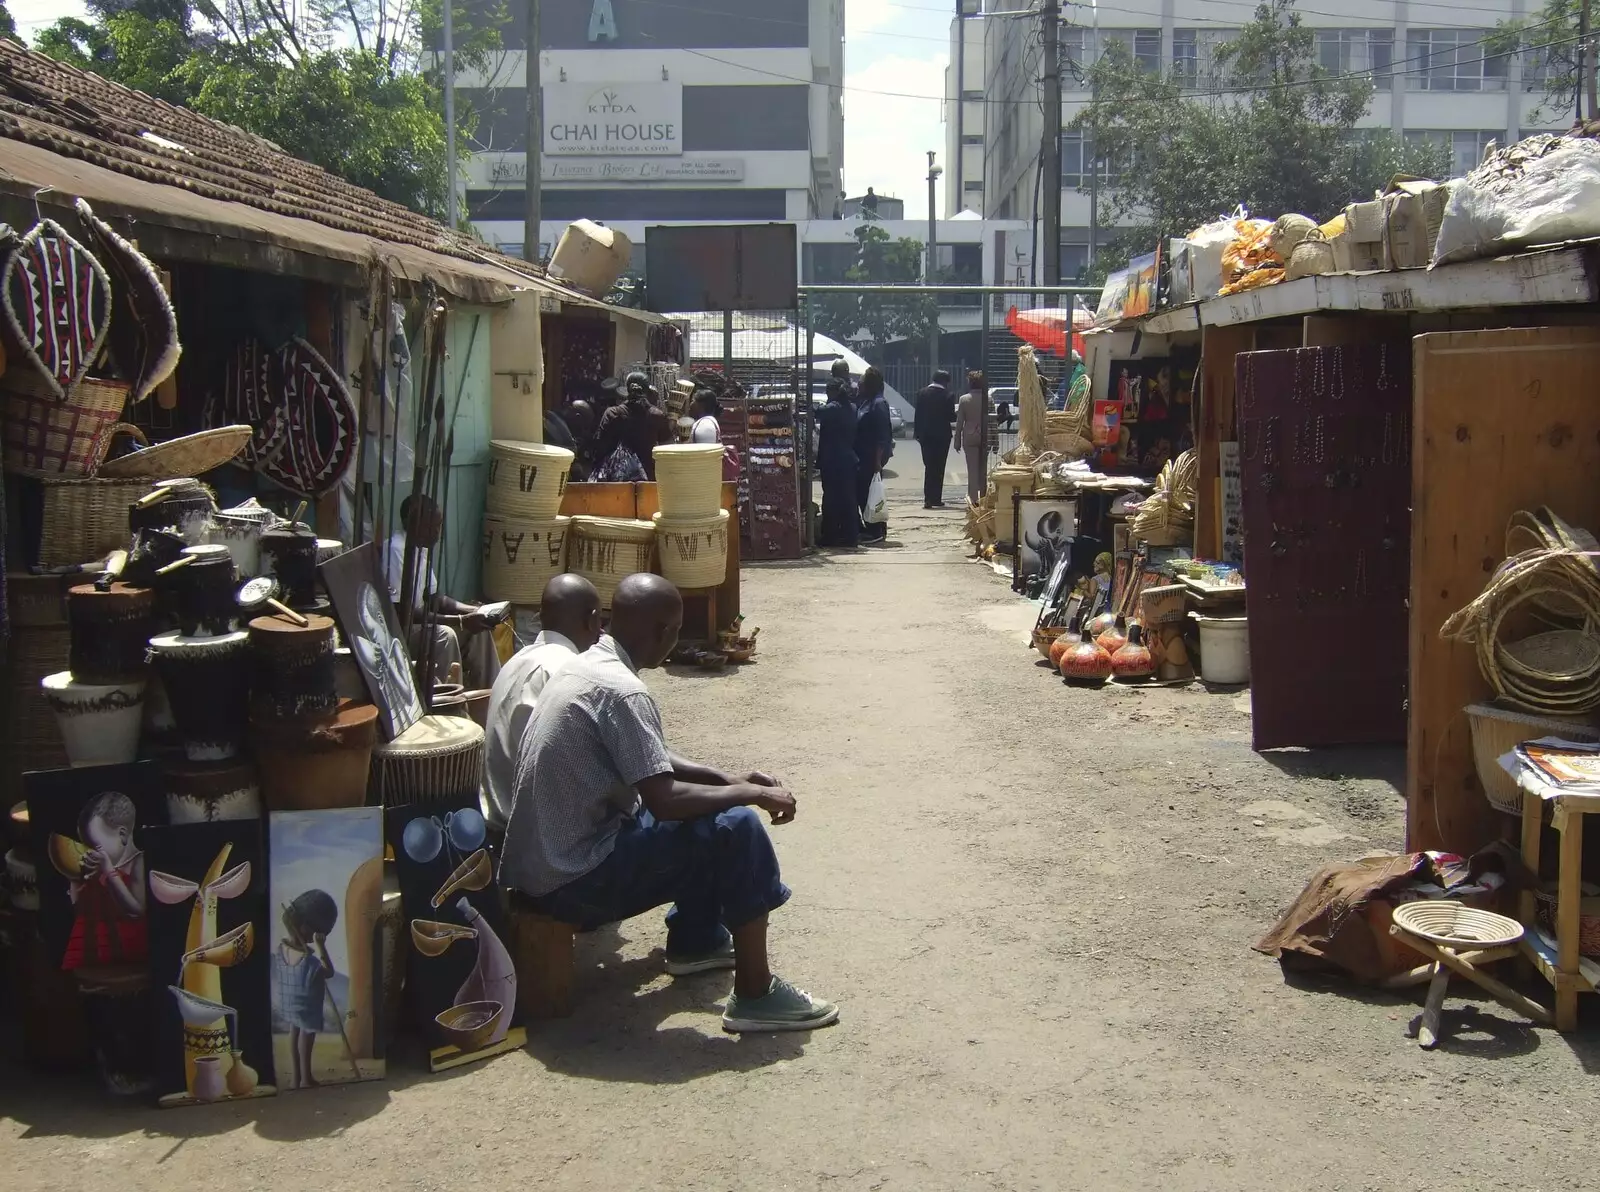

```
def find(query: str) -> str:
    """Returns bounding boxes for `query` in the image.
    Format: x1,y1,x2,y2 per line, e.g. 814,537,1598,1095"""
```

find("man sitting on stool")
500,573,839,1034
482,574,603,834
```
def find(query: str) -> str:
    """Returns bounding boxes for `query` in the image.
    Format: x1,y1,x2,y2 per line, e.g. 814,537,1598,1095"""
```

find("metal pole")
443,0,457,227
1087,1,1100,269
524,0,542,263
722,309,733,376
927,150,940,371
1041,0,1062,286
1586,0,1597,124
955,0,966,216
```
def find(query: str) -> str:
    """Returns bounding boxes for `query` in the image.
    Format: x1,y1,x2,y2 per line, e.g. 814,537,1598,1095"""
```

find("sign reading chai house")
544,82,682,157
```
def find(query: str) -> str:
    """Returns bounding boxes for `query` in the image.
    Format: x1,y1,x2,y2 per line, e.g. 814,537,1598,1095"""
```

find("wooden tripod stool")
1389,902,1551,1048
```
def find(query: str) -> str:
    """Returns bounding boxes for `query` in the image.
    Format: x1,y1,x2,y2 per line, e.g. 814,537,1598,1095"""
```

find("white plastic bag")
863,472,888,524
1432,136,1600,267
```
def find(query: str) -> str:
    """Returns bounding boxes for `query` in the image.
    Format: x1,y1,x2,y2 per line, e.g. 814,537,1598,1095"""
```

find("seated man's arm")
637,772,792,824
669,753,782,790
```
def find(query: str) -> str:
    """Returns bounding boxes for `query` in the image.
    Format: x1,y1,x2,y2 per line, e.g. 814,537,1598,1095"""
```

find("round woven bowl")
482,514,569,604
651,510,729,589
568,516,656,608
1391,901,1523,949
653,444,725,519
97,425,253,480
486,440,574,521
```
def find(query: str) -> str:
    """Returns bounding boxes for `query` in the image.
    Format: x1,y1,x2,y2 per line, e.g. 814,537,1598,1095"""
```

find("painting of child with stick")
268,808,386,1087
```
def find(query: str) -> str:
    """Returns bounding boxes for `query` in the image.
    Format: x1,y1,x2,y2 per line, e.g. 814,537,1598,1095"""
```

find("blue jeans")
528,807,791,957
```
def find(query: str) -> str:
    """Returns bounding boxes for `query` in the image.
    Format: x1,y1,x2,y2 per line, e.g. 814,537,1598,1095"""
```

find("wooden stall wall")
1195,324,1252,558
1409,326,1600,853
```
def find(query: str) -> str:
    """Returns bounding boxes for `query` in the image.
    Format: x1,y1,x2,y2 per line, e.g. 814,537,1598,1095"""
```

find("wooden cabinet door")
1237,343,1413,749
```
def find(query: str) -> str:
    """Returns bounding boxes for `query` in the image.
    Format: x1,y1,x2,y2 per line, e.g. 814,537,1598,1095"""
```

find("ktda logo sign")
588,0,618,42
583,88,637,115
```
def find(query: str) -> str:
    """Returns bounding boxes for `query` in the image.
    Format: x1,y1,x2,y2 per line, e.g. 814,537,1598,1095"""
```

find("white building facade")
963,0,1559,278
457,0,845,258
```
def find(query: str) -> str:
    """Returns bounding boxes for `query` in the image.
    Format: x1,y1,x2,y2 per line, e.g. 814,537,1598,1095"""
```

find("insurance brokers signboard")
544,82,683,156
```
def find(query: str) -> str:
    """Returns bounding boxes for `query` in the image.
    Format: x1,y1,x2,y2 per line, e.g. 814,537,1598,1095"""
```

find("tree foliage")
1501,0,1589,125
1072,0,1448,275
810,224,937,363
31,0,506,219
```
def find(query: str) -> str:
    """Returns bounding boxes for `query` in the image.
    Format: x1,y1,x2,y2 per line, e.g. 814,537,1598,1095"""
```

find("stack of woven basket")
1127,450,1198,547
1442,508,1600,715
652,443,729,593
481,440,574,605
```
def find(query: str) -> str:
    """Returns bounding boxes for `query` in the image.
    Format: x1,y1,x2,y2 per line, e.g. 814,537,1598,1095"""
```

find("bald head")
540,573,603,652
609,573,683,669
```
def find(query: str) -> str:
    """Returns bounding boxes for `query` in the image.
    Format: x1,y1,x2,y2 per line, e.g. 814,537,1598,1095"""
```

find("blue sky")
11,0,953,218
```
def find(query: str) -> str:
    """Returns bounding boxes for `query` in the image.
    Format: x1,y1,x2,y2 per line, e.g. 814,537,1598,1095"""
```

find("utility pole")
927,150,943,371
1041,0,1062,286
954,0,966,217
1585,0,1598,125
443,0,456,226
524,0,542,263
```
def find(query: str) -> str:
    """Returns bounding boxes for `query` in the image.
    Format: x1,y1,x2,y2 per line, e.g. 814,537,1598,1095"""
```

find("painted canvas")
1018,498,1078,579
26,761,165,972
385,799,523,1072
268,808,386,1087
144,819,275,1106
320,542,423,740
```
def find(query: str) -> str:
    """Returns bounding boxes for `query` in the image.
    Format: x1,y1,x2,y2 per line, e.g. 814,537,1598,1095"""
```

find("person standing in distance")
914,368,955,509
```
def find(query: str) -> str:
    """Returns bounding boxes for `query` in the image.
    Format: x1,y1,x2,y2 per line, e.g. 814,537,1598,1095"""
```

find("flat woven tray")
1391,901,1523,950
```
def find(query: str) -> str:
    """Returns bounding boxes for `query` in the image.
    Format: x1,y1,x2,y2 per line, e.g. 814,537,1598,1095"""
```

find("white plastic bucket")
1193,614,1250,685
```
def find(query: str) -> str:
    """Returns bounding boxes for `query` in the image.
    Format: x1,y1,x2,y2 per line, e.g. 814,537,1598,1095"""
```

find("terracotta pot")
1111,623,1155,681
1058,628,1113,685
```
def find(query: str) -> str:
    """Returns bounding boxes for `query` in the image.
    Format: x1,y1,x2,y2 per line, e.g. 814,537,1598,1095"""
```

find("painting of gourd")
386,799,523,1072
267,808,385,1087
142,819,275,1106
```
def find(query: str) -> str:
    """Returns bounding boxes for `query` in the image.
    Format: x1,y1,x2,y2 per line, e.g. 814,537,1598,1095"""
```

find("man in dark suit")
913,369,955,509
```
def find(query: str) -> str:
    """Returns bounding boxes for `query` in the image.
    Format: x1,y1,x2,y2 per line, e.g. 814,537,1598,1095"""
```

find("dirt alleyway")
3,468,1599,1191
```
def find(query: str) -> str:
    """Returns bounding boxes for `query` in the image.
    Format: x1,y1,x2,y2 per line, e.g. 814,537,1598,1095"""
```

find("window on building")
962,89,984,102
802,243,858,285
1406,129,1501,176
963,180,984,192
1522,43,1563,92
1060,229,1091,283
1061,131,1121,190
1315,29,1394,90
1172,27,1241,89
962,134,984,145
1099,28,1162,72
1407,29,1508,92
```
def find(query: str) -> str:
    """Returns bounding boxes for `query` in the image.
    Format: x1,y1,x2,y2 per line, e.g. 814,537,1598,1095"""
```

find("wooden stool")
508,904,577,1019
1388,902,1549,1048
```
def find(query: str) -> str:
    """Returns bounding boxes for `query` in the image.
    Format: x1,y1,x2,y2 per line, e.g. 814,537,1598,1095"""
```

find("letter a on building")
589,0,618,42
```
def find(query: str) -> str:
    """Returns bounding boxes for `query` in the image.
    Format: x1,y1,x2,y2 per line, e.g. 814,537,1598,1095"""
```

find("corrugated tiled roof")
0,36,536,278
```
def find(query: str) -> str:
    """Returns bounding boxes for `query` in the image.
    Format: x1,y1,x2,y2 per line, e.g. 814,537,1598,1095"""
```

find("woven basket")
1533,887,1600,956
654,444,725,519
1465,702,1600,815
568,516,657,608
1,372,132,477
1033,625,1069,658
1390,901,1523,949
485,440,574,521
6,572,71,628
36,476,147,568
652,510,730,589
97,425,252,480
1,624,70,807
482,515,569,604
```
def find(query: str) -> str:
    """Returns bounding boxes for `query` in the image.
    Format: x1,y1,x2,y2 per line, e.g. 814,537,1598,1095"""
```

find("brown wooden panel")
1238,342,1413,749
1409,326,1600,854
559,481,637,518
1196,324,1253,560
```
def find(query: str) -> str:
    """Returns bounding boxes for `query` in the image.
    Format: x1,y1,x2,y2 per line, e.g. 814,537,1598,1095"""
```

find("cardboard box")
1330,230,1384,273
1344,199,1386,243
1381,183,1449,270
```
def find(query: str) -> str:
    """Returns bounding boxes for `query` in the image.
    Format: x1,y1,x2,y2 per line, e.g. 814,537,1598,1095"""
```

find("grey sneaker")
722,977,840,1033
665,937,737,976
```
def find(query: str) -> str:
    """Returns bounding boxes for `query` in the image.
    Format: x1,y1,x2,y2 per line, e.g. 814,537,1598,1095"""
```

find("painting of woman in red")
54,791,147,968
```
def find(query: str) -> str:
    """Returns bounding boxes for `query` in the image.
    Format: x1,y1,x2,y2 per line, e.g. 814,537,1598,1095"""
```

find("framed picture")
319,542,423,740
1018,498,1078,580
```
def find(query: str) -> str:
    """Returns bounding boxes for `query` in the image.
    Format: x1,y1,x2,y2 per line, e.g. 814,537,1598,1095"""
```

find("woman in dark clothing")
854,366,894,543
593,371,671,480
817,371,860,548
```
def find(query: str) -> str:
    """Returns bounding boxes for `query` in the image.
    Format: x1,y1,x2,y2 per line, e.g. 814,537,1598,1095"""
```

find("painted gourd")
1111,623,1155,680
1085,611,1118,638
1048,633,1074,669
1095,615,1129,657
1059,628,1113,684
